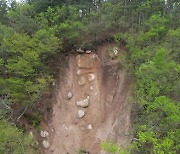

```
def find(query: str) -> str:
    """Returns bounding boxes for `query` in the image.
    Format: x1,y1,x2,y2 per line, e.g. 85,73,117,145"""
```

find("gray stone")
87,73,95,82
78,76,86,86
67,91,73,99
113,47,119,56
76,48,85,53
76,97,89,108
85,50,92,54
90,86,93,91
77,69,81,75
42,140,50,149
87,124,92,130
78,110,85,118
40,130,49,138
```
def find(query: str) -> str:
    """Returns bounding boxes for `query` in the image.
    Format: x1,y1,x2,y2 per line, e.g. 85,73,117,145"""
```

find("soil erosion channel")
42,43,132,154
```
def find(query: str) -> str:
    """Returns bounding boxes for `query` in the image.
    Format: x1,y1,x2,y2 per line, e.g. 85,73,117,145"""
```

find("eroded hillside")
40,43,132,154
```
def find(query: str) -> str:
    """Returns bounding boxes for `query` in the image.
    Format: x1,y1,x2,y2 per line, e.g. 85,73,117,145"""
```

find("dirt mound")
41,43,132,154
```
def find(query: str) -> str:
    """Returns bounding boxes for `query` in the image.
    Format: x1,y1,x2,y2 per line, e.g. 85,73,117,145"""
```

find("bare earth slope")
42,43,132,154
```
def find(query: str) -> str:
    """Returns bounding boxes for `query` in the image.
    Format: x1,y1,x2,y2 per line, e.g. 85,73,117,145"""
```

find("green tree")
0,120,37,154
0,0,8,24
7,4,38,35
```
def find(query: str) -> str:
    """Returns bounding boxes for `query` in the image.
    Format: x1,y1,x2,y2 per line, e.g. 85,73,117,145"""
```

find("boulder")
77,69,82,75
76,97,89,108
78,110,85,118
87,73,95,82
42,140,50,149
67,91,73,99
40,130,49,138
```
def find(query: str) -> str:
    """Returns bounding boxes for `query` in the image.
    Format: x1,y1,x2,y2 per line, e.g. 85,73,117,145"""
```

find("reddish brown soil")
41,43,132,154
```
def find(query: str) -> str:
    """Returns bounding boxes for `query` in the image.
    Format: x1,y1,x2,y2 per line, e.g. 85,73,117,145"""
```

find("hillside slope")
41,43,132,154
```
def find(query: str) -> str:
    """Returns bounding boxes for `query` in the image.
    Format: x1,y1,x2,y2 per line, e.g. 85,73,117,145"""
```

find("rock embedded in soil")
78,76,86,86
90,86,93,91
40,130,49,138
77,69,81,75
76,48,85,53
87,124,92,130
78,110,85,118
85,50,92,54
76,97,89,108
67,91,73,99
87,73,95,82
113,47,119,56
42,140,50,149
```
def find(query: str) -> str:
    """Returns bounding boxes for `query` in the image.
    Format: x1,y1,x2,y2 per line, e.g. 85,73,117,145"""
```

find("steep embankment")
41,43,132,154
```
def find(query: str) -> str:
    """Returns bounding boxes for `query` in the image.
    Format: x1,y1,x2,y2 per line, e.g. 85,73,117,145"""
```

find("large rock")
42,140,50,149
78,110,85,118
40,130,49,138
67,91,73,99
87,73,95,82
76,97,89,108
76,54,96,69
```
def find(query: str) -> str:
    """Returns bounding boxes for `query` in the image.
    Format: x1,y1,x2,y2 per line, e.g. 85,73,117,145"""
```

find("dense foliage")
0,120,37,154
0,0,179,153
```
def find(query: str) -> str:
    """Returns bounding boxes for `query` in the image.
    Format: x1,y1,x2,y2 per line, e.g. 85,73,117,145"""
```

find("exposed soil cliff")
40,43,132,154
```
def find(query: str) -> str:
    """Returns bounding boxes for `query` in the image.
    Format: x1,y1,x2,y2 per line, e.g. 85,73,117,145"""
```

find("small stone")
87,73,95,82
77,48,85,53
42,140,50,149
76,97,89,108
113,47,119,56
87,124,92,130
78,110,85,118
90,86,93,91
40,130,49,138
77,69,81,75
51,128,55,133
85,50,92,54
67,91,73,99
78,76,86,86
